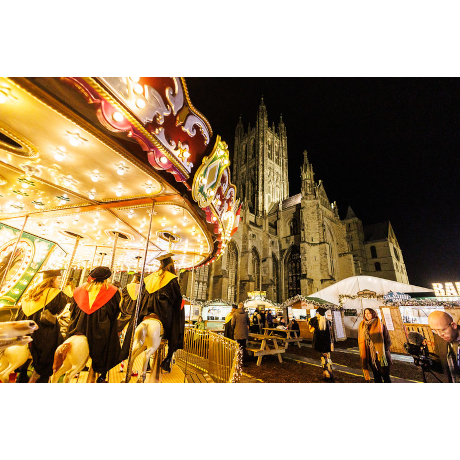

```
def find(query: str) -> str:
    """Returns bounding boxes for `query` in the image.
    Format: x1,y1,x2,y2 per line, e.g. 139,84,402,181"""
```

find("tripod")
419,361,443,383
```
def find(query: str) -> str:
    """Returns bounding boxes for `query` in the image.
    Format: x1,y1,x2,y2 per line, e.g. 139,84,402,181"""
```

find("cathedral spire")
301,150,315,197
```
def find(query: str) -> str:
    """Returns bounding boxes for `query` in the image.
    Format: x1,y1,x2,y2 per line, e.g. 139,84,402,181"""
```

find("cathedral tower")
233,98,289,216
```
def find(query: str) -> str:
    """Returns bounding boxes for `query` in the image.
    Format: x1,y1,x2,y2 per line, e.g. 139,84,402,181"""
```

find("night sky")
186,77,460,289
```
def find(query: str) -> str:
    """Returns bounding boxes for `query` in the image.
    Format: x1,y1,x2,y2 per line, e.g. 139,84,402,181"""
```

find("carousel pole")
90,245,98,271
110,232,119,272
60,236,81,291
99,252,107,266
124,200,155,383
183,254,196,382
0,214,28,292
79,259,89,286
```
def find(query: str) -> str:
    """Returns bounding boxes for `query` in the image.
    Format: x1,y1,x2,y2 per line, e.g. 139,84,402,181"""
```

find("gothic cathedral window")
227,242,238,304
193,265,209,301
370,245,377,258
287,246,301,298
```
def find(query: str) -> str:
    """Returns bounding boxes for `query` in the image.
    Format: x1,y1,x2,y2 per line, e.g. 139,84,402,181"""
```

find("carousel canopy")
0,77,241,305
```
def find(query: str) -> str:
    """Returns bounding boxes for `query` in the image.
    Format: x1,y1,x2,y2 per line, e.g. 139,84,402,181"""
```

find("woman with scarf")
66,266,121,383
16,269,69,382
358,308,392,382
308,307,334,381
119,253,184,374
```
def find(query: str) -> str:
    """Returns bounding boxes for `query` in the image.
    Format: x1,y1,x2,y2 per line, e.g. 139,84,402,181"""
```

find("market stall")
379,295,460,355
243,291,282,325
308,276,433,338
282,295,345,341
0,77,242,382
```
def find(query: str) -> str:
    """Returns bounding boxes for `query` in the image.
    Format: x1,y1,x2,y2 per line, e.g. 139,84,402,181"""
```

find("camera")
404,331,442,382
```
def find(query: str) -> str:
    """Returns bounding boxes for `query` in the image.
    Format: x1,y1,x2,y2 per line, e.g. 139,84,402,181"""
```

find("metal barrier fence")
175,328,241,383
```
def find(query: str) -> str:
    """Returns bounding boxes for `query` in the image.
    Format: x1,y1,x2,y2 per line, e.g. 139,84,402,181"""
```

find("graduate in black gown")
66,266,121,383
117,273,141,333
119,253,184,373
16,269,69,382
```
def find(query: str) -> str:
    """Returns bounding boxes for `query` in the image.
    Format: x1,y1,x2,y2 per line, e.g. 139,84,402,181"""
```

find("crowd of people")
12,252,184,383
7,262,460,384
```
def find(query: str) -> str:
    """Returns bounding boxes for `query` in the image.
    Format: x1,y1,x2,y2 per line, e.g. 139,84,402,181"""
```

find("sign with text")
433,283,460,297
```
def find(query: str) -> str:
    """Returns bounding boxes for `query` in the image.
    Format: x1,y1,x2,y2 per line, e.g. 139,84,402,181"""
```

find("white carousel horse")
129,318,163,383
0,321,37,383
50,335,90,383
0,320,37,351
0,344,31,383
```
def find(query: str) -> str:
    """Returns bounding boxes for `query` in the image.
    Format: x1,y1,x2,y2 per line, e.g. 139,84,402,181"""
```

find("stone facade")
180,99,409,303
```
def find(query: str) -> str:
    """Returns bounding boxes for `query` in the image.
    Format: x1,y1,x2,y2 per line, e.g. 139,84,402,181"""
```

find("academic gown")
117,283,139,333
119,272,184,362
16,289,69,379
66,284,121,375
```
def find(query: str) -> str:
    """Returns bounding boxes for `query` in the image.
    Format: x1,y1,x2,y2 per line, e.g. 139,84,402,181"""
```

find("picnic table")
263,328,303,349
247,333,285,366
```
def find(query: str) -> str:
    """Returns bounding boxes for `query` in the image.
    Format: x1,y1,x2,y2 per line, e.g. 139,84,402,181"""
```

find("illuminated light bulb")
17,195,23,200
89,190,96,200
172,207,178,215
69,137,80,147
112,111,124,122
161,218,166,227
136,99,145,109
131,77,140,83
0,92,6,104
209,190,215,197
160,156,168,164
212,216,217,222
133,83,143,95
21,183,29,189
91,170,100,182
183,150,191,159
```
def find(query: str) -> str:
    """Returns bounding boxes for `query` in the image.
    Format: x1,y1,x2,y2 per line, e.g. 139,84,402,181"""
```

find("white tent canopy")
308,276,433,338
309,276,431,305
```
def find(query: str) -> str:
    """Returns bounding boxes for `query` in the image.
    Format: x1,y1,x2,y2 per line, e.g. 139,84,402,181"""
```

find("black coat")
16,291,69,378
66,291,121,374
309,316,333,353
117,285,138,333
119,277,184,362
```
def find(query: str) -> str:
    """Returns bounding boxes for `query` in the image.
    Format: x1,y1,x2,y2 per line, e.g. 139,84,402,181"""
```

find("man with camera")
428,310,460,383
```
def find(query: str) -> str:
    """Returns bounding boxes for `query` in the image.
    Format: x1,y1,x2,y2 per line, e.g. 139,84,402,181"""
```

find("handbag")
40,289,57,326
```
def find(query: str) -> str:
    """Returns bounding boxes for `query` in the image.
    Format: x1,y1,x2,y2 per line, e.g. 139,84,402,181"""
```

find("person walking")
231,302,249,366
224,305,237,340
251,308,260,333
259,309,266,334
308,307,334,381
266,310,274,329
16,269,68,382
358,308,392,383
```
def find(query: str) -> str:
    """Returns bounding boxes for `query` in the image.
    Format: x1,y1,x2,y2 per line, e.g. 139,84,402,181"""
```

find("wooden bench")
263,328,303,349
247,333,285,366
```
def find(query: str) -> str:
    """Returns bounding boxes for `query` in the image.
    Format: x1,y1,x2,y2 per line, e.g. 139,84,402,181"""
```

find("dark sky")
185,78,460,289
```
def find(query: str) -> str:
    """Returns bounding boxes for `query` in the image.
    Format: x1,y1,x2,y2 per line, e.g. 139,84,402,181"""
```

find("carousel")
0,77,242,383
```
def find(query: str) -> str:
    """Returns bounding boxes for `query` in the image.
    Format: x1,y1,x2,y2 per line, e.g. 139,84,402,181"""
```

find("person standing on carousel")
308,307,335,381
16,269,69,382
66,266,121,383
117,273,141,334
119,253,184,374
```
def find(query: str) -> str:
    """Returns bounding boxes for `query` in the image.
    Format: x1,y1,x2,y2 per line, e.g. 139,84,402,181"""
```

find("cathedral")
180,98,409,304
